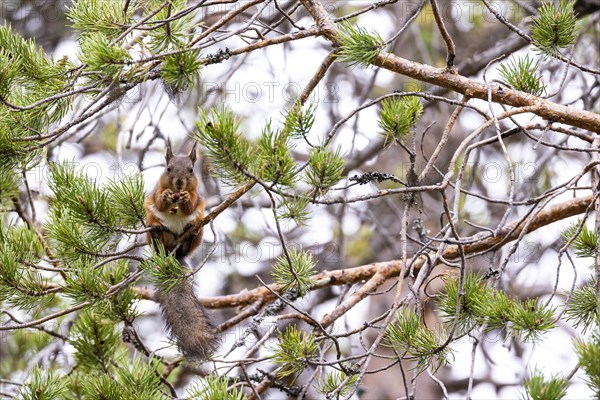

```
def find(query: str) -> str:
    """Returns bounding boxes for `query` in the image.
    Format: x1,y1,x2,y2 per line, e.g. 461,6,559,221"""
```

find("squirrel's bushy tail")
155,277,218,360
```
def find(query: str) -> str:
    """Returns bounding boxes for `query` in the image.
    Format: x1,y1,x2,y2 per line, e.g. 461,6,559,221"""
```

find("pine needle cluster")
437,272,556,342
187,376,245,400
561,221,600,398
305,147,345,197
574,323,600,397
146,0,194,51
276,196,311,227
258,122,298,187
564,282,598,332
378,96,424,145
272,325,318,380
0,219,47,311
68,0,202,91
18,311,165,399
78,33,132,79
283,101,316,140
498,55,547,96
0,26,73,165
561,220,600,332
19,367,68,400
141,246,189,292
162,50,202,93
336,22,384,68
561,219,597,258
272,248,317,296
45,163,145,261
531,0,578,58
67,0,135,37
523,369,569,400
317,370,358,398
384,308,454,373
193,106,255,185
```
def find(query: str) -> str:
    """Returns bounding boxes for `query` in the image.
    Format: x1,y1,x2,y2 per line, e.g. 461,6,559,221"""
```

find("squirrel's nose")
175,178,184,188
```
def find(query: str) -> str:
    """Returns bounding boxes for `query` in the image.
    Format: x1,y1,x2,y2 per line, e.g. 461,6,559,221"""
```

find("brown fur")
144,141,216,359
144,141,205,259
154,280,217,359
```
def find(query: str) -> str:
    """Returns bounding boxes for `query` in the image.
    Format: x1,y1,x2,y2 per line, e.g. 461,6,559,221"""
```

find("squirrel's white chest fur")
149,205,201,235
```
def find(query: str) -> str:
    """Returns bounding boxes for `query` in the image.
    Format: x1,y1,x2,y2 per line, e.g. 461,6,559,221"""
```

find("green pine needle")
67,0,136,37
561,219,597,258
162,50,202,93
187,375,245,400
62,260,136,322
384,308,453,373
305,147,345,196
45,207,113,262
78,32,131,79
574,323,600,397
0,216,44,262
72,357,166,399
483,291,512,333
116,357,166,399
282,101,316,140
0,46,18,98
272,248,316,296
0,25,68,85
107,174,146,229
498,55,547,96
0,235,53,311
193,106,255,185
531,0,578,58
63,260,109,305
70,310,122,372
511,298,556,342
45,162,133,258
438,272,492,335
337,22,384,68
147,0,194,51
564,281,598,332
0,166,19,209
0,26,73,129
76,372,121,399
141,246,189,291
257,121,298,187
440,274,555,343
378,96,423,145
19,366,68,400
277,196,311,227
272,325,318,379
524,369,568,400
318,370,358,398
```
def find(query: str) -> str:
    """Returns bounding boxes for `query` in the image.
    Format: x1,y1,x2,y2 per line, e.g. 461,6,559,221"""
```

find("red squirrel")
144,141,205,259
144,140,216,360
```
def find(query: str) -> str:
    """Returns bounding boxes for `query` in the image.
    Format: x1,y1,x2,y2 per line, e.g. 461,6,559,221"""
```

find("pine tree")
1,0,599,398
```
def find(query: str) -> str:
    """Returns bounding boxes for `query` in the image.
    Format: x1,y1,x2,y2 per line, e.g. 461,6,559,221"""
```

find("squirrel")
144,140,217,360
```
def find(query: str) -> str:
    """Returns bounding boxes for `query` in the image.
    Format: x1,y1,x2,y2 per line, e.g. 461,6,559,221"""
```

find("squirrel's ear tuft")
166,138,174,163
189,142,198,164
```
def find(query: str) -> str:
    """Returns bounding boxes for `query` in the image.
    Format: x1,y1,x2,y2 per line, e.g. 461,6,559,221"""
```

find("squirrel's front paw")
149,224,164,239
160,189,174,203
178,191,191,203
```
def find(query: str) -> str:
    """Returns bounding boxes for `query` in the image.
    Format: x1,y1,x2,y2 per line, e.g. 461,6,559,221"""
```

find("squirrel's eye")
188,168,193,173
167,167,172,172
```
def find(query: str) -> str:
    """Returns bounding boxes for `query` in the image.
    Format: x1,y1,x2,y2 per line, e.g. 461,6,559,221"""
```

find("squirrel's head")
161,139,198,192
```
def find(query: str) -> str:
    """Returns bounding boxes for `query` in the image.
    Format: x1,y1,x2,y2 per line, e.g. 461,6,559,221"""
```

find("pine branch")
299,0,600,133
137,195,595,311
